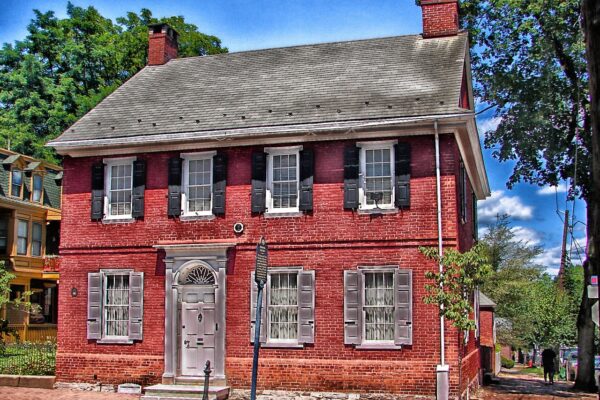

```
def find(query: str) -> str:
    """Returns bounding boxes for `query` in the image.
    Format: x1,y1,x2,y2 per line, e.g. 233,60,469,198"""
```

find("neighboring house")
478,292,498,377
48,1,490,398
0,149,62,342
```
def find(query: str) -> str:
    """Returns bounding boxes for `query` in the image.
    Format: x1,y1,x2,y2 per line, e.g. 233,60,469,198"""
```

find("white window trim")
265,146,302,214
181,151,216,217
357,140,397,211
100,269,133,343
266,266,302,345
103,157,136,220
358,265,399,346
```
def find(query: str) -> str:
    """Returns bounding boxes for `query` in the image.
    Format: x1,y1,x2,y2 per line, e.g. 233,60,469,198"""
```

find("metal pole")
558,209,569,289
250,281,264,400
202,360,211,400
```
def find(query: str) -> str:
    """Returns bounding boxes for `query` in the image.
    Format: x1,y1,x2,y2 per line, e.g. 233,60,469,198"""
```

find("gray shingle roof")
479,292,497,309
51,33,469,145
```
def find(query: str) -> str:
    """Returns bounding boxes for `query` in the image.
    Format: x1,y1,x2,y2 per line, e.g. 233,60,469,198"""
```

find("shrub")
501,356,515,369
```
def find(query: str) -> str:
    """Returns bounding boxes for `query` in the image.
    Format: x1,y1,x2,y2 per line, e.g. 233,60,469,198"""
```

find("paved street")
0,386,140,400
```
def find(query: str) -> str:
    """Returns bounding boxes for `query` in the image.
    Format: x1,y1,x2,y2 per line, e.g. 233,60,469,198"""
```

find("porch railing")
2,324,57,344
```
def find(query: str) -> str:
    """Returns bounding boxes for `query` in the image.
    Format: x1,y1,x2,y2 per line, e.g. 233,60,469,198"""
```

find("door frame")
156,243,234,384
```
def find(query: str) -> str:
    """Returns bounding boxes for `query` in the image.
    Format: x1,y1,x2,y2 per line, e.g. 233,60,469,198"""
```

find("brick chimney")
421,0,459,38
148,23,178,65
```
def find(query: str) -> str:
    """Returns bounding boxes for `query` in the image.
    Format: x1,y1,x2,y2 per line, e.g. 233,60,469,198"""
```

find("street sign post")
592,302,599,327
250,237,268,400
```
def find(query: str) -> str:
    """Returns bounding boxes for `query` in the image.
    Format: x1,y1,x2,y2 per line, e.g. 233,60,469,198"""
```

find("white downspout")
435,120,449,400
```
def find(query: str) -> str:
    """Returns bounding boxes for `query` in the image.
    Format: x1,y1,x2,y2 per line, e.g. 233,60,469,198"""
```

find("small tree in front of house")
0,261,32,354
421,243,492,332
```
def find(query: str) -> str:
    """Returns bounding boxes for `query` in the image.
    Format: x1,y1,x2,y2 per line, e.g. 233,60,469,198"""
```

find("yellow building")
0,149,62,342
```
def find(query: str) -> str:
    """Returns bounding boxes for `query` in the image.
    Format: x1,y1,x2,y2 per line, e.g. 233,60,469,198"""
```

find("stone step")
142,383,229,400
175,376,227,387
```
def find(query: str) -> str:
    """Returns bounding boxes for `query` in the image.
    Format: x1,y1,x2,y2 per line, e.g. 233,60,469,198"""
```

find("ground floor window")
268,272,298,341
364,271,395,342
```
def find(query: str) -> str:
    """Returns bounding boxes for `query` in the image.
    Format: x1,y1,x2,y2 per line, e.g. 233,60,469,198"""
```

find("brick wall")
421,0,459,39
479,309,494,348
58,134,474,396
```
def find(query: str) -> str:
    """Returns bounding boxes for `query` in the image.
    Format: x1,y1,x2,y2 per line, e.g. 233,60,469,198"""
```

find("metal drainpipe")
435,120,449,400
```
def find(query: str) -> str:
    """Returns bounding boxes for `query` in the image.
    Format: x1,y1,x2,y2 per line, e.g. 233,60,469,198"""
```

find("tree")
459,0,597,390
0,262,32,353
0,3,228,163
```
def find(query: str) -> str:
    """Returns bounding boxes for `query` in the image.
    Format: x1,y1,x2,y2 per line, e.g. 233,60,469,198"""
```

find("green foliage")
0,261,35,353
460,0,590,197
421,243,492,331
0,2,228,163
0,341,56,375
501,356,515,369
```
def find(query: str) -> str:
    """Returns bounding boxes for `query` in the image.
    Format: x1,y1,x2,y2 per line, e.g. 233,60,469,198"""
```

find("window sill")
264,211,303,218
355,343,403,350
180,214,215,222
261,342,304,349
357,207,398,215
97,338,134,345
102,217,135,224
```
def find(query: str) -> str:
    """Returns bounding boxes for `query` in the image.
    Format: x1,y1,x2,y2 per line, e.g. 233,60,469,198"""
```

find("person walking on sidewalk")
542,348,557,385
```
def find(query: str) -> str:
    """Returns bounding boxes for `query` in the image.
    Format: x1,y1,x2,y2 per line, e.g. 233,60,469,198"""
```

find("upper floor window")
17,219,28,255
32,174,43,203
266,146,301,213
358,142,395,210
104,158,135,219
181,152,215,216
11,169,23,198
31,222,42,257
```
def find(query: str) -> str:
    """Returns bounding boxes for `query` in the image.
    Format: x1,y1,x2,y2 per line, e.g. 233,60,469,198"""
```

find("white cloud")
537,182,568,195
478,190,534,223
534,245,562,272
511,226,542,246
477,116,502,134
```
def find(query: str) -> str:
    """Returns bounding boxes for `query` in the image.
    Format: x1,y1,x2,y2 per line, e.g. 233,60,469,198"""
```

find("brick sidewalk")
0,386,140,400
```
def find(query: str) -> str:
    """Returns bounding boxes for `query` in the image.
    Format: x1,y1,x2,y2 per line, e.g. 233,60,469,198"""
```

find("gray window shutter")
167,157,182,217
87,272,102,340
91,163,104,221
394,143,411,208
129,271,144,341
343,270,361,345
299,149,314,212
251,152,267,213
394,269,412,345
250,272,267,343
297,270,315,344
212,153,227,215
343,146,359,209
132,160,146,218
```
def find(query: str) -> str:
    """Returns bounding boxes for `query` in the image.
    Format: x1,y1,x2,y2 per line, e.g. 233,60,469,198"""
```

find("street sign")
591,275,598,286
255,237,268,283
588,285,598,299
251,237,268,400
592,302,599,327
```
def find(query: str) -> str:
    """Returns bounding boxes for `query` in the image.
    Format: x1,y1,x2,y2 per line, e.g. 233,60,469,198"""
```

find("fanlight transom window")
179,264,216,285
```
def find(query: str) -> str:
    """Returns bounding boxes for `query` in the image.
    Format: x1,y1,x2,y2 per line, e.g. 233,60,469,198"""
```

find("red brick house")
48,1,489,399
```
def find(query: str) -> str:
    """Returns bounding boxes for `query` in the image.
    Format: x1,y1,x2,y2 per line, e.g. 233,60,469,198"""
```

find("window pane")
270,154,298,210
17,220,28,255
268,272,298,340
33,175,43,202
364,148,393,206
104,274,130,337
31,222,42,256
12,169,22,197
364,272,395,341
108,163,133,217
187,158,212,213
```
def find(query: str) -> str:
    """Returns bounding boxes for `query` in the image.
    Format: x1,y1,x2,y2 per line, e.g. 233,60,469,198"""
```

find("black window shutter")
299,149,314,212
167,157,182,217
91,163,104,221
394,143,411,208
251,152,267,213
212,153,227,215
132,160,146,218
343,146,359,209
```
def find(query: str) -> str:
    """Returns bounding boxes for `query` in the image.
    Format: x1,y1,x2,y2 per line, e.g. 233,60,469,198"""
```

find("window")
0,217,8,253
31,222,42,257
250,268,315,346
182,152,214,216
364,271,395,342
17,219,28,255
11,169,23,198
268,273,298,341
344,267,412,348
87,270,144,343
32,175,43,203
459,162,467,223
266,147,301,213
358,141,396,210
104,158,134,219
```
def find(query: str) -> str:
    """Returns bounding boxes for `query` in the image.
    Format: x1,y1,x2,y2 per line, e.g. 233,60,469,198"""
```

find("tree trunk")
579,1,599,393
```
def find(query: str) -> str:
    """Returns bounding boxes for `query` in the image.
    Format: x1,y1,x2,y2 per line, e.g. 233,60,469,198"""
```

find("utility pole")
558,209,569,289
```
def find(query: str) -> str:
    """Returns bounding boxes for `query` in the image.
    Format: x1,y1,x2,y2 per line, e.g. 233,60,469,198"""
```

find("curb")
0,374,55,389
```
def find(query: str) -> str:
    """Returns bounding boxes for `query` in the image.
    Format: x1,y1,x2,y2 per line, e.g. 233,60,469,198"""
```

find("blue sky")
0,0,586,274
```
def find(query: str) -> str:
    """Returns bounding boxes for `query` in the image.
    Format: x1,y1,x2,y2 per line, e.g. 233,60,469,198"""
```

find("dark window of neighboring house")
17,220,28,255
0,216,8,254
45,220,60,255
32,222,42,257
32,175,43,203
459,162,467,223
11,169,23,198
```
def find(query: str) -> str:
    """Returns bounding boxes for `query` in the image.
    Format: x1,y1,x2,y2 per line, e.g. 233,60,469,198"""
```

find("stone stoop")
142,383,230,400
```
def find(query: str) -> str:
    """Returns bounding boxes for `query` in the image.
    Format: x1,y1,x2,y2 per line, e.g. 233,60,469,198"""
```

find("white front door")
180,294,216,376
